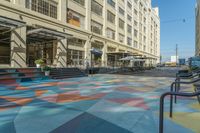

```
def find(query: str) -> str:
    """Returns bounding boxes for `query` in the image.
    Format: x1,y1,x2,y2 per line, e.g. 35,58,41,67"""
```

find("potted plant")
34,59,44,68
43,66,51,76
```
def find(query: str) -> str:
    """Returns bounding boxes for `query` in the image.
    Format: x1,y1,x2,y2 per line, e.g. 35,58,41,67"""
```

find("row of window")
25,0,58,18
23,0,156,49
24,0,154,27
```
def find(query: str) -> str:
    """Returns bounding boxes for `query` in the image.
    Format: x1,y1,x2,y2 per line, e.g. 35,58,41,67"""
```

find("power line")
161,16,194,23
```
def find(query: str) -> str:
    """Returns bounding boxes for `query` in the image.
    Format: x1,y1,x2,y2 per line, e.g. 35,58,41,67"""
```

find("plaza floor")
0,74,200,133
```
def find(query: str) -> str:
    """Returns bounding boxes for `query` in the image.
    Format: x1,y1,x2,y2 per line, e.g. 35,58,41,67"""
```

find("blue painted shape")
51,112,132,133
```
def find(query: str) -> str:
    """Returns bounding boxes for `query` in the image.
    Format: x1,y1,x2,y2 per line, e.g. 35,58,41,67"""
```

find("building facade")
0,0,160,68
196,0,200,56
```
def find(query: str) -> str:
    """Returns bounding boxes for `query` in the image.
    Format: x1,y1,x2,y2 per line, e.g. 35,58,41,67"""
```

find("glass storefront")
91,42,103,67
67,49,84,67
0,30,10,64
0,43,10,64
67,38,85,67
27,42,54,67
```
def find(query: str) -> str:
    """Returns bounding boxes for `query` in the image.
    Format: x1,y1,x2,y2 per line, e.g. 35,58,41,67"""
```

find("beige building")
0,0,160,68
196,0,200,56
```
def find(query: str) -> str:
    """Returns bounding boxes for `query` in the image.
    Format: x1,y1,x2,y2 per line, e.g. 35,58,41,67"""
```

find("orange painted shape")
35,90,48,97
0,96,32,105
15,86,29,90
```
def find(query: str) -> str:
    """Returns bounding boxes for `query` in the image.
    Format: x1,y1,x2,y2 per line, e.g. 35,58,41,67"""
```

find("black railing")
159,91,200,133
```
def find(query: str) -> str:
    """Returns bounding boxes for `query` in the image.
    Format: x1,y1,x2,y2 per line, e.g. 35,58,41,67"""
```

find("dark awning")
107,52,142,57
27,28,73,43
90,48,103,56
136,57,157,60
0,16,25,28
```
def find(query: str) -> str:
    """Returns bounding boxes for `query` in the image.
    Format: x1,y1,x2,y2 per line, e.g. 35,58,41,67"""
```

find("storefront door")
27,43,53,67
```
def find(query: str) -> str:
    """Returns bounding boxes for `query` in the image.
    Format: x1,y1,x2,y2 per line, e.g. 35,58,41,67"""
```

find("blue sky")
152,0,196,62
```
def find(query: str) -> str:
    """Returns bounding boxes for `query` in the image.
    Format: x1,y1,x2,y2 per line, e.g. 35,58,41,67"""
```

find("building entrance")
27,42,54,67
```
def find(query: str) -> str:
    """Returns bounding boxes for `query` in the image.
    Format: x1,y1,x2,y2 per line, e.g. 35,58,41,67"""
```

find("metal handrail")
170,78,200,104
159,91,200,133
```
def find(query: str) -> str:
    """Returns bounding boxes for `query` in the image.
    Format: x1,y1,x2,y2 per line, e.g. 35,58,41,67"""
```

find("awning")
27,28,73,43
119,56,135,61
0,16,25,28
136,57,157,60
107,52,130,56
132,59,146,62
90,48,103,56
107,52,143,57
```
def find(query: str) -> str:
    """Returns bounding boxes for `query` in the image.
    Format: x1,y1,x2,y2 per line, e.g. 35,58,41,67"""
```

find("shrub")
34,59,44,65
43,66,51,71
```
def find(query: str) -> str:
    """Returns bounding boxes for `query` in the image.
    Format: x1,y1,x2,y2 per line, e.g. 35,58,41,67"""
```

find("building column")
55,39,67,68
59,0,67,23
84,37,91,66
102,42,107,67
11,26,27,68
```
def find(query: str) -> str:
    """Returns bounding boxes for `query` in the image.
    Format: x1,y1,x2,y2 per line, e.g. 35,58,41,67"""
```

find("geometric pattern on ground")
0,74,199,133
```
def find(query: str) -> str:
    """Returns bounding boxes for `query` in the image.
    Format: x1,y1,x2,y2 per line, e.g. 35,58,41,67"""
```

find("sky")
152,0,196,62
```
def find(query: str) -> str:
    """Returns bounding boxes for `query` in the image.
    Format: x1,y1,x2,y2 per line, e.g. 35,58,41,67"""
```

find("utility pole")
176,44,178,66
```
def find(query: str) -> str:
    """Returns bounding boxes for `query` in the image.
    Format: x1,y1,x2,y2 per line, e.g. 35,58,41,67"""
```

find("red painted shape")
108,98,149,110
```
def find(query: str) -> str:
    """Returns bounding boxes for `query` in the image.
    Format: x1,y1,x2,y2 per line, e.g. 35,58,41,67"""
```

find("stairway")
0,68,48,85
50,68,87,79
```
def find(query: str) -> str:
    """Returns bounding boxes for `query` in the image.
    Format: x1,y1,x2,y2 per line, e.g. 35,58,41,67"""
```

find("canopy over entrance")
0,16,25,65
90,48,103,56
0,16,25,28
27,27,72,44
107,51,142,57
137,56,157,60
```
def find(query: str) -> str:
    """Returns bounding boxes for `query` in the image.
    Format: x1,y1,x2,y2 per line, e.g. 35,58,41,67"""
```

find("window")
144,17,146,23
139,23,142,31
143,26,146,33
127,15,132,21
67,48,84,66
134,20,138,26
143,36,146,42
127,25,132,34
127,37,132,46
134,41,138,48
134,9,138,16
119,7,125,16
106,28,115,40
134,0,138,4
0,32,10,64
127,2,132,9
107,0,115,8
139,33,142,42
67,9,85,29
134,29,138,38
91,0,103,16
91,20,103,35
68,38,85,47
26,0,58,19
73,0,85,6
107,47,116,52
119,19,124,29
143,45,146,51
119,34,124,43
107,11,115,23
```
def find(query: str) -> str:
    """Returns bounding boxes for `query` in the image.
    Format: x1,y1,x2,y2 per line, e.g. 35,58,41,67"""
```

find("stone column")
102,42,107,67
59,0,67,23
10,26,27,68
84,38,91,67
55,39,67,68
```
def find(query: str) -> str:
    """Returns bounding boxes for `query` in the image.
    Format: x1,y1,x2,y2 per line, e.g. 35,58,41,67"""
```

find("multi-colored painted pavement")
0,74,200,133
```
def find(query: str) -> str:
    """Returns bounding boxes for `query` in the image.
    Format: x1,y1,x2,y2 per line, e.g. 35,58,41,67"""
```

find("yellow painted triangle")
165,112,200,133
